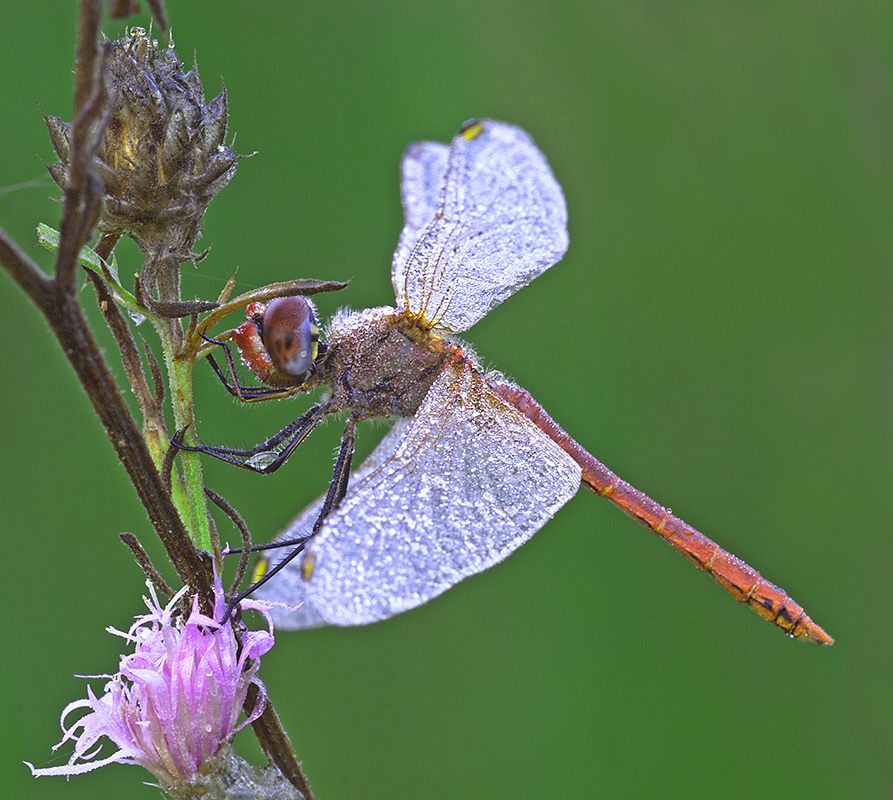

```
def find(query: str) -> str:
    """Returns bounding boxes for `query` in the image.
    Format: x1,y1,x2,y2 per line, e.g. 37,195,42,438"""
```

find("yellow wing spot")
251,555,270,584
460,120,484,141
301,550,317,581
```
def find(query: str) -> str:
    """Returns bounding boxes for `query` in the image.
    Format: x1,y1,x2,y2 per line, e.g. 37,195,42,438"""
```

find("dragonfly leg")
219,414,359,622
172,403,328,474
202,334,298,402
311,414,357,533
221,538,310,623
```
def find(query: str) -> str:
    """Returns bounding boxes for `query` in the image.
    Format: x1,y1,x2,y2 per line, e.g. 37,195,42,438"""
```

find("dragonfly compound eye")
261,296,319,377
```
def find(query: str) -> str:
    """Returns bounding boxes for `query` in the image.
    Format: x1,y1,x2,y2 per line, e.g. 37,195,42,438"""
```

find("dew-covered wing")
286,361,581,627
391,140,450,294
253,417,413,629
392,119,568,333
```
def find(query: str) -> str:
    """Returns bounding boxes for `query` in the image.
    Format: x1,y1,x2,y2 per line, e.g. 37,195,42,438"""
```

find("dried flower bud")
44,28,241,257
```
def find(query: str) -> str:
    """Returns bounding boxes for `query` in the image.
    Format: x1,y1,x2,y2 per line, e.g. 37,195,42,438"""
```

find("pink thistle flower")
27,576,275,789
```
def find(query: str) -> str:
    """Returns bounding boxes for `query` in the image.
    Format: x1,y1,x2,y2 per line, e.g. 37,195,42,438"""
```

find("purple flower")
27,575,275,788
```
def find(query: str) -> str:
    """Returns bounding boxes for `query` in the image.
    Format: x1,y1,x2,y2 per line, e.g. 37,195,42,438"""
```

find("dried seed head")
44,28,242,257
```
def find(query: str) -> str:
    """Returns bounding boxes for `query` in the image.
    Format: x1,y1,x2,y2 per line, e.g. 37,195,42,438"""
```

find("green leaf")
37,222,147,311
37,222,121,282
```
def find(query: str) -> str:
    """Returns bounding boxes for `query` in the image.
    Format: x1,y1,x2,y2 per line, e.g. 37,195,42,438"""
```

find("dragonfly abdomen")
488,380,833,644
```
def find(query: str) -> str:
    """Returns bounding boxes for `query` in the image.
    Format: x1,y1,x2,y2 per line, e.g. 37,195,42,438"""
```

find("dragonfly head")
260,296,320,378
233,296,322,389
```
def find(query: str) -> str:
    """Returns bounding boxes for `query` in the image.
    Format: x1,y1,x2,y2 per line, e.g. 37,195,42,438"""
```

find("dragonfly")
186,119,832,643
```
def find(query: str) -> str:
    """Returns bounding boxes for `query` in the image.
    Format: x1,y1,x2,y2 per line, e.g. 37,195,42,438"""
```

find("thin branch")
204,487,253,597
56,0,106,292
0,227,53,305
249,695,315,800
119,532,174,598
74,0,102,115
142,334,165,410
85,267,164,424
0,10,215,611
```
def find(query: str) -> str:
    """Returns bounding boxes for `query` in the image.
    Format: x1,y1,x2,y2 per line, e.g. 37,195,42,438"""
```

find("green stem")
156,317,213,553
41,224,213,550
141,408,194,540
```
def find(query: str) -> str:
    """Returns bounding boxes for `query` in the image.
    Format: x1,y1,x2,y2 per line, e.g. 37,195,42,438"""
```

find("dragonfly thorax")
319,306,461,419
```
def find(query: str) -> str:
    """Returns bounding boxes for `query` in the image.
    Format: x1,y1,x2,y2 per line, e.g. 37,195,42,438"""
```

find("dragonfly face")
192,119,831,642
230,297,321,389
252,297,319,381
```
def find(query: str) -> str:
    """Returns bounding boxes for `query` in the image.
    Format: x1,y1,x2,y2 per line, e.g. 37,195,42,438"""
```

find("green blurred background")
1,2,890,798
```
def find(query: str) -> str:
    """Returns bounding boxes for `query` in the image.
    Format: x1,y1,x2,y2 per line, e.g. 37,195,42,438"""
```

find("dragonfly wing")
391,140,450,298
299,361,582,626
253,417,413,629
392,119,568,333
